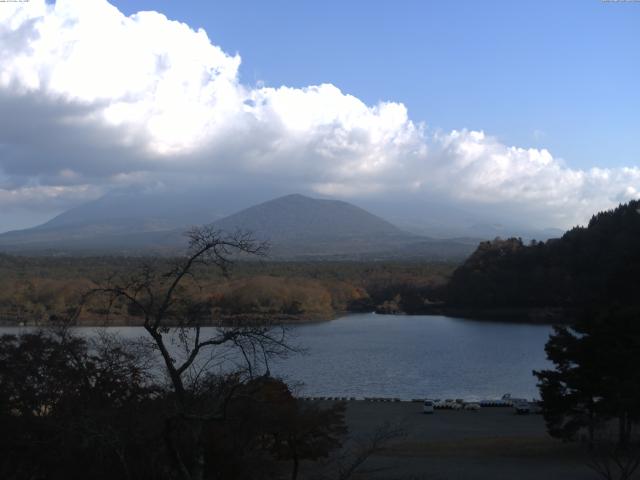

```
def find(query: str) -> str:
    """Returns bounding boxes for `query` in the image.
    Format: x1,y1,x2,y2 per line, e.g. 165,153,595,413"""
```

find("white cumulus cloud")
0,0,638,232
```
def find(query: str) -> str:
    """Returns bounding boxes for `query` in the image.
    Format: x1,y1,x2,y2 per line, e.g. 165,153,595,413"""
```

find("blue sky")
1,0,639,232
112,0,640,170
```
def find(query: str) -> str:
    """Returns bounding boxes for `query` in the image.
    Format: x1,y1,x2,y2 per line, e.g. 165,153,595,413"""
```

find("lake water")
1,313,553,400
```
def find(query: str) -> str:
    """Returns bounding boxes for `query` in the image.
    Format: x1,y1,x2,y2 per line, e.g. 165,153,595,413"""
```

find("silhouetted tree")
0,330,159,480
0,328,349,480
89,226,335,480
535,307,640,449
534,323,602,445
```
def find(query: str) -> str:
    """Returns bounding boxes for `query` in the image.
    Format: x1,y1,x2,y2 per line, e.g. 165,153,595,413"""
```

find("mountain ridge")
0,193,478,260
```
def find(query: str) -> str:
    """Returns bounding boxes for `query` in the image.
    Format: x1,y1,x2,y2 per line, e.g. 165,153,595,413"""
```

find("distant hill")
37,190,222,231
210,194,414,257
0,192,476,260
0,189,249,254
445,200,640,309
201,194,474,259
198,194,476,260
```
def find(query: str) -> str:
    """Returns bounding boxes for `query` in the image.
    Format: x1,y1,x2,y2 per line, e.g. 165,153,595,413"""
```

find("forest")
445,200,640,314
0,255,454,326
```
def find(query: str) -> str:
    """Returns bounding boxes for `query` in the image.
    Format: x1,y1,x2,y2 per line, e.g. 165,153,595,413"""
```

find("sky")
112,0,640,169
0,0,639,233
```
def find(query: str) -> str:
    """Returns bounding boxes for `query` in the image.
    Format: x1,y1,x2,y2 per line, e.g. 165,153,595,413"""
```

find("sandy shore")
319,400,597,479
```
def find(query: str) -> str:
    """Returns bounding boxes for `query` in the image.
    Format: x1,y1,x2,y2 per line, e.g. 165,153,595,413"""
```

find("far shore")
427,305,575,324
0,307,574,328
0,312,340,328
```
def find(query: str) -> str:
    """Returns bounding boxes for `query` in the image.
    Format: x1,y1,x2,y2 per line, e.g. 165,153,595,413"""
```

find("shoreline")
0,307,573,327
424,306,575,325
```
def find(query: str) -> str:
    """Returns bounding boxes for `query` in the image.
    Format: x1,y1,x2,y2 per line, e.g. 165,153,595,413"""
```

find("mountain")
210,194,406,256
208,194,477,259
38,190,220,231
0,193,476,260
0,188,253,254
354,197,565,241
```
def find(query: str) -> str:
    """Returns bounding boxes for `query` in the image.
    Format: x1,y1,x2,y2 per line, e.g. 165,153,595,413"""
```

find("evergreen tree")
534,307,640,447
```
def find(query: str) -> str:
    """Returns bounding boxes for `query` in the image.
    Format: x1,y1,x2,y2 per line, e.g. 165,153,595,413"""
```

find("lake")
1,313,553,400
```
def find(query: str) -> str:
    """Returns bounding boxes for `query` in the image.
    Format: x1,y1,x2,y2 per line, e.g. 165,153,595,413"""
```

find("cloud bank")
1,0,638,231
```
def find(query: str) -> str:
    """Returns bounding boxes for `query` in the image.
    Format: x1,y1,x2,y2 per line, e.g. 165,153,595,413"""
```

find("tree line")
0,255,454,325
445,200,640,311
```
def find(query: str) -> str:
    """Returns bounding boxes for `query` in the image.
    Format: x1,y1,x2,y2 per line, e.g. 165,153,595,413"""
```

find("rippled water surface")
274,314,552,400
1,314,552,400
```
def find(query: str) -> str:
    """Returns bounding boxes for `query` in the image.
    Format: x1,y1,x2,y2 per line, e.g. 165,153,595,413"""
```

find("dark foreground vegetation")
534,305,640,480
0,330,357,480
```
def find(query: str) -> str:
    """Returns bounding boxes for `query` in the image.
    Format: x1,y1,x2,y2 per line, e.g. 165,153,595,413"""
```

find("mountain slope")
0,189,247,252
0,193,477,259
208,194,475,259
213,194,407,246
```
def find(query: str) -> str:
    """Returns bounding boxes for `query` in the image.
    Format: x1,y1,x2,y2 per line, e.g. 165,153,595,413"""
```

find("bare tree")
90,226,296,480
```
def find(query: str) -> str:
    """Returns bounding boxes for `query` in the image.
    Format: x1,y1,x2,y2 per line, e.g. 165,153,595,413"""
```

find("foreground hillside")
445,200,640,312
